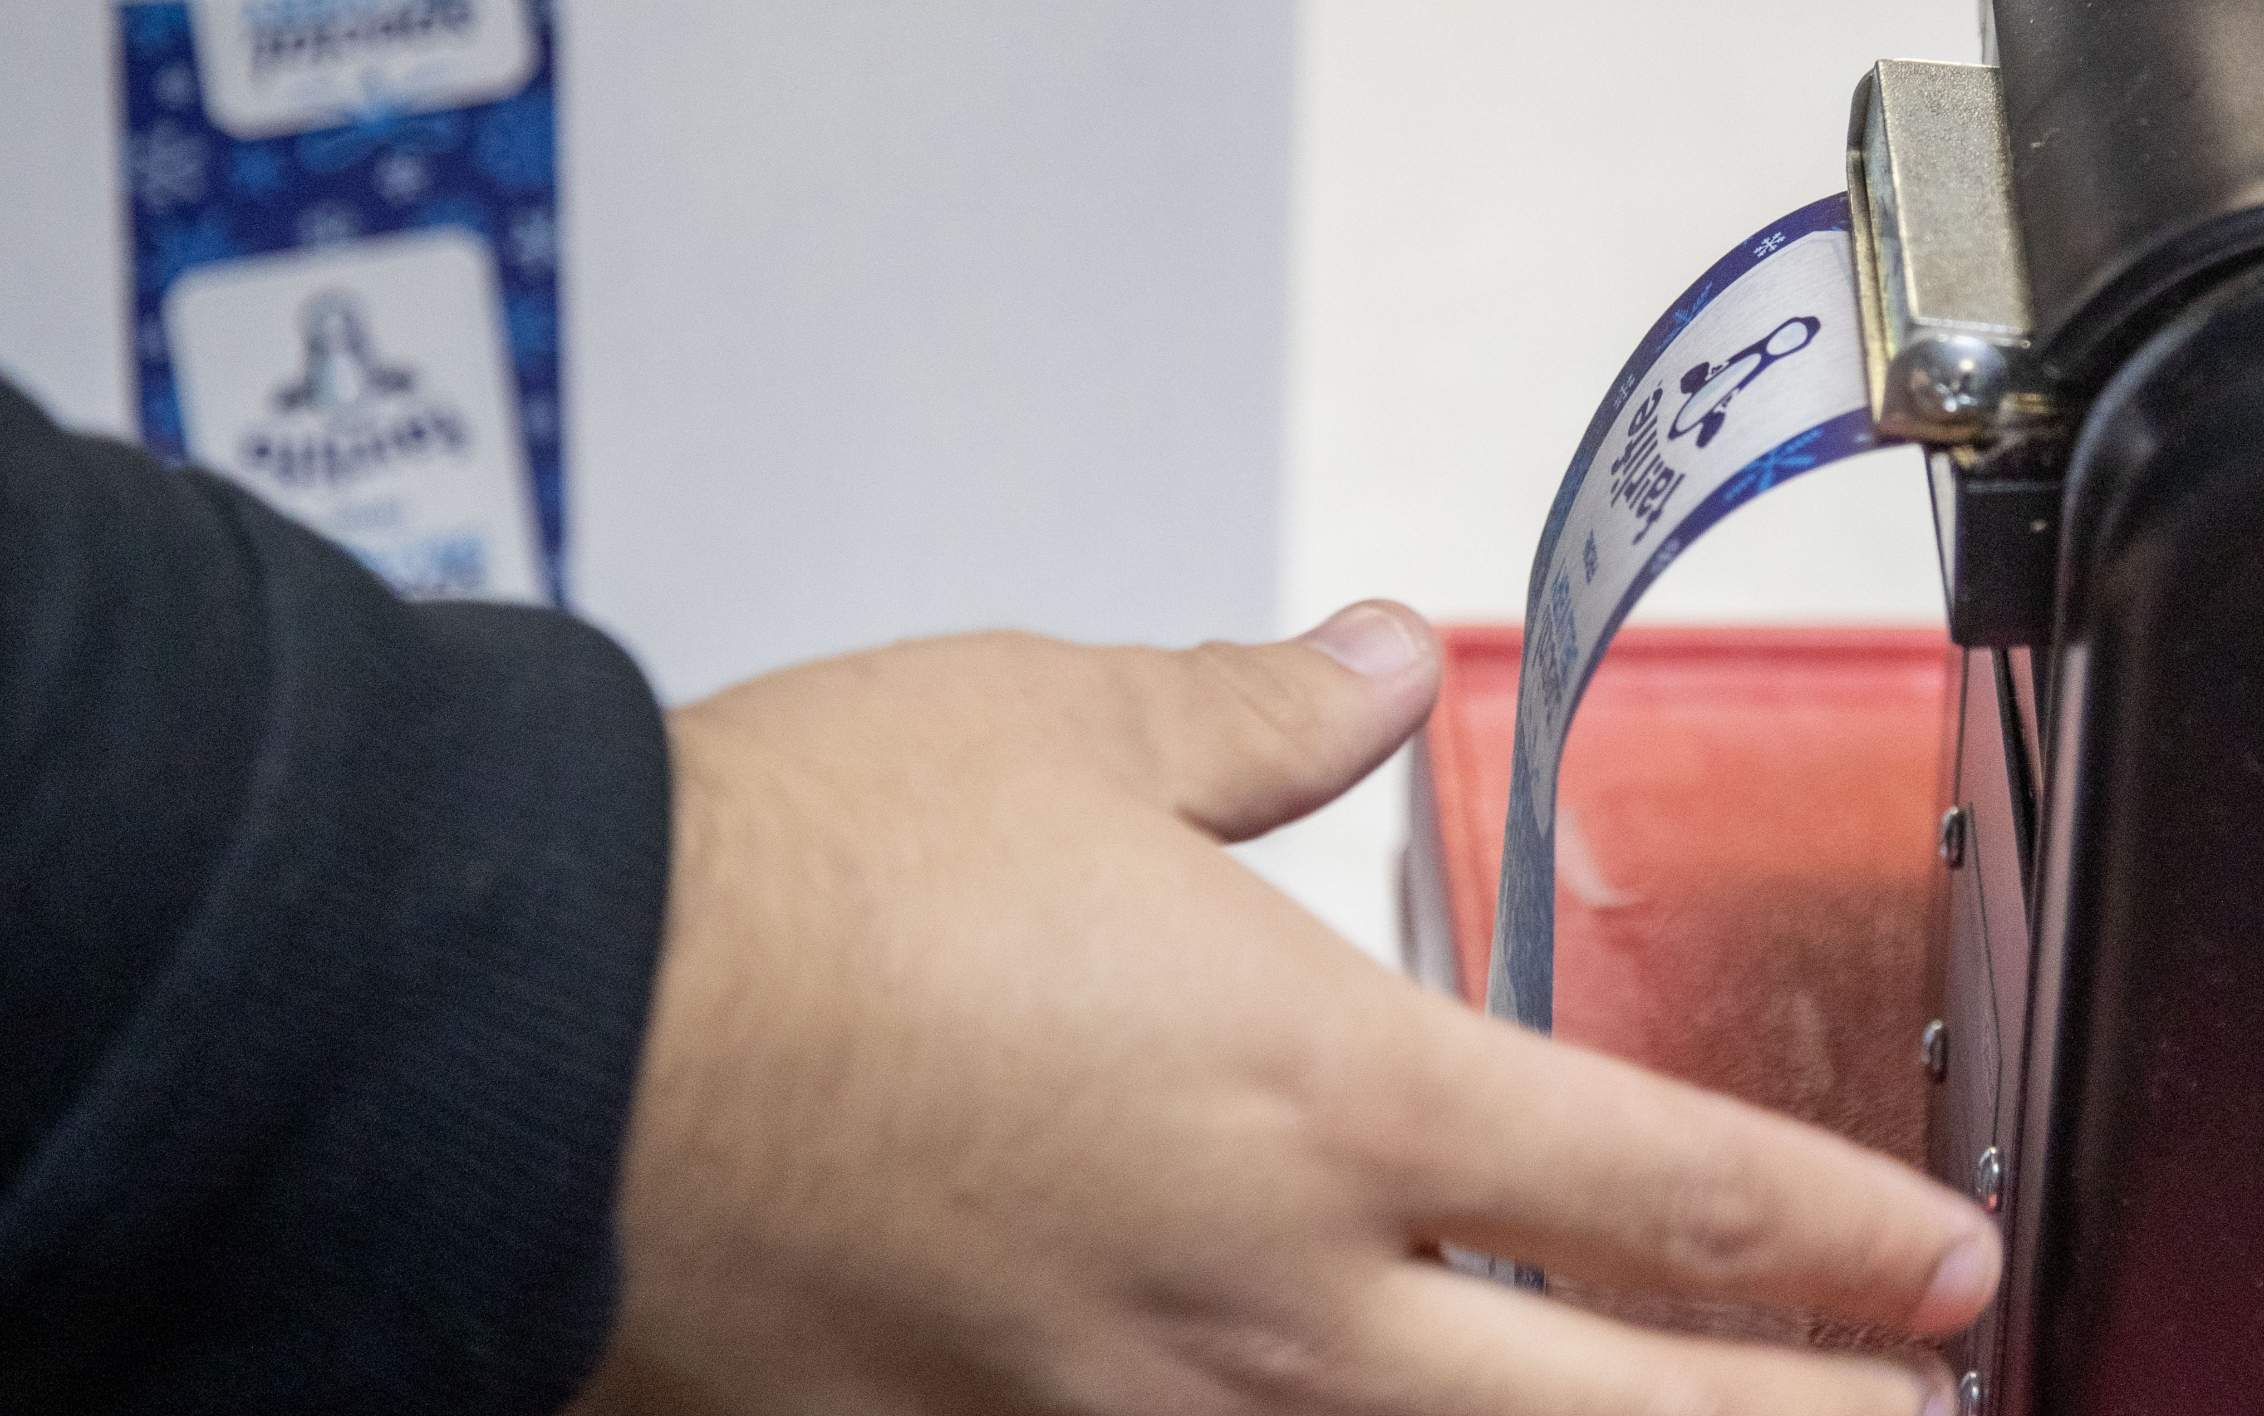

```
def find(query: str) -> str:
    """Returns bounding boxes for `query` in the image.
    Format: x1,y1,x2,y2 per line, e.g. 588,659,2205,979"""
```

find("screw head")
1899,334,2010,430
1958,1370,1987,1416
1974,1146,2004,1212
1939,806,1969,867
1921,1019,1949,1081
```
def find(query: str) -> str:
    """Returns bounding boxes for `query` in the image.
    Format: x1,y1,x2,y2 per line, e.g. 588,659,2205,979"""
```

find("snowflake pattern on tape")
115,2,568,600
1488,193,1900,1039
1530,571,1580,722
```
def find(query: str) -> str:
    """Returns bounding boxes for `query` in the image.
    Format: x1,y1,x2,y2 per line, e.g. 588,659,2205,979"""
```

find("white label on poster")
189,0,535,139
165,226,546,602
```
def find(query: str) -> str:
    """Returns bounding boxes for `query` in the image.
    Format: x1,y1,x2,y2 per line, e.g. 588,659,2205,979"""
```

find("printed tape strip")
1465,192,1899,1289
1489,193,1900,1035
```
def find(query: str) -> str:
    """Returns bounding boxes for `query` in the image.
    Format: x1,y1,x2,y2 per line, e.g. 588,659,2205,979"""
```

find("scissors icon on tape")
1669,315,1822,448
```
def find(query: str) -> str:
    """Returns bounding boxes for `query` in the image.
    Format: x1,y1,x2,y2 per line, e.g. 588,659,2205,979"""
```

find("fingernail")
1921,1382,1956,1416
1916,1232,1999,1327
1300,603,1420,677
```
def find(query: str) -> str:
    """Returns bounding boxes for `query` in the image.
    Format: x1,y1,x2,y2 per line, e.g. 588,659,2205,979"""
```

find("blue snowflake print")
124,4,191,59
136,314,169,363
373,151,435,204
1529,570,1582,721
520,391,560,442
228,143,288,198
410,195,495,239
1668,281,1715,334
140,374,184,450
474,91,556,192
1645,537,1682,580
154,61,199,110
141,211,239,292
295,201,365,246
505,292,558,365
1582,530,1599,583
1721,426,1826,503
129,119,209,213
297,108,465,175
506,207,558,272
1752,230,1787,258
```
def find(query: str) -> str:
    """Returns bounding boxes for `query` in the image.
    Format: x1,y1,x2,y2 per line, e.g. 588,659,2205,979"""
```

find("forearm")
0,379,671,1412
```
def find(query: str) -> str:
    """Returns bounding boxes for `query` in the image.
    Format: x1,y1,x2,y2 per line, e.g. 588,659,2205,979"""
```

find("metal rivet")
1921,1019,1949,1081
1958,1370,1987,1416
1939,806,1969,867
1974,1146,2004,1212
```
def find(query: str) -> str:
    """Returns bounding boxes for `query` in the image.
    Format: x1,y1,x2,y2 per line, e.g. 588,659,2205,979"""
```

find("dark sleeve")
0,376,671,1414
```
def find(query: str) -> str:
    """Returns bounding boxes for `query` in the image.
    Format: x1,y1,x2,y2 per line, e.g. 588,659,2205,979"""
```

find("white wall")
0,3,134,431
563,1,1293,701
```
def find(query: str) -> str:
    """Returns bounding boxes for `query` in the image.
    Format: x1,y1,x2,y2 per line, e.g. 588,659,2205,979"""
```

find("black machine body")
1858,2,2264,1410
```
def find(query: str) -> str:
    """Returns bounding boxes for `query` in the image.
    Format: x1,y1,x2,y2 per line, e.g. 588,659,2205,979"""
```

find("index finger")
1354,996,2000,1334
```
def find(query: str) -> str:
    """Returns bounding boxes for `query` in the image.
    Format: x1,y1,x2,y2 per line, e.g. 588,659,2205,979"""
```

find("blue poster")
118,0,566,603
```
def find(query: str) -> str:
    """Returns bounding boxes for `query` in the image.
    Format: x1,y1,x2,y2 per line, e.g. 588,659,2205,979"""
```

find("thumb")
1119,601,1440,842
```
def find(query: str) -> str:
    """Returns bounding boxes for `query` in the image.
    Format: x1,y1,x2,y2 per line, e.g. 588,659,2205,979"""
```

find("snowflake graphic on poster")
123,3,188,59
504,291,557,365
520,391,559,442
136,314,169,363
228,142,286,198
140,373,183,448
373,151,434,205
154,62,198,110
473,91,555,191
506,207,557,272
141,210,239,293
130,119,210,213
295,201,364,246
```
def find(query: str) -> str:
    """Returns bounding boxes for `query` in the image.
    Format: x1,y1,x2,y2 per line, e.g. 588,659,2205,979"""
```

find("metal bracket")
1848,60,2054,442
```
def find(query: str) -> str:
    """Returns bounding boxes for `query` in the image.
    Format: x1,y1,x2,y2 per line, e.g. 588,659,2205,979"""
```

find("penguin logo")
240,289,467,490
1668,315,1821,449
272,292,415,415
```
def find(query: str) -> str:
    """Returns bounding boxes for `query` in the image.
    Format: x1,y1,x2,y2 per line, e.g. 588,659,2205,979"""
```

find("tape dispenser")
1853,4,2264,1410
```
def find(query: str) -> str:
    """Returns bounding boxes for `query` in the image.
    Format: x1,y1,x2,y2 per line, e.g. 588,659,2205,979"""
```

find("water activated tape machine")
1488,2,2264,1410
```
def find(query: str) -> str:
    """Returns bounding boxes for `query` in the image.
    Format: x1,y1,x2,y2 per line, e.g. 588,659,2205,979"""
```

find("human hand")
575,603,1996,1415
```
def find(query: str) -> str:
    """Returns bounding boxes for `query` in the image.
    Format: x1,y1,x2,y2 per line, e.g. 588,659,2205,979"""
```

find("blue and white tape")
118,0,565,604
1489,194,1899,1036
